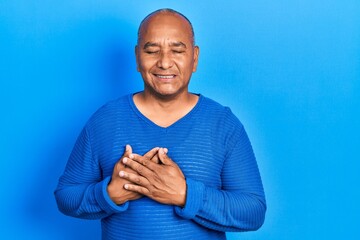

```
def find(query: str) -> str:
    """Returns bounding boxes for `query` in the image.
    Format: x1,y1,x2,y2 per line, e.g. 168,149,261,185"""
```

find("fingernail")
119,171,125,177
125,145,129,151
129,154,134,159
159,148,164,154
124,184,129,189
164,148,168,153
123,157,128,163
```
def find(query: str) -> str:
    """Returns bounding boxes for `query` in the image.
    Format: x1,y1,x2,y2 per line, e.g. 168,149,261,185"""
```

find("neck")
133,90,199,127
137,89,198,113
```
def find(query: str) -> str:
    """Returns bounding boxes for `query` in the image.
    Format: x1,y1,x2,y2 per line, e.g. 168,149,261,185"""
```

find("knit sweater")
55,93,266,240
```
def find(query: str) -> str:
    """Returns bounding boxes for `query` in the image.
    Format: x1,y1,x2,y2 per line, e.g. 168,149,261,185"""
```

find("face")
136,13,199,98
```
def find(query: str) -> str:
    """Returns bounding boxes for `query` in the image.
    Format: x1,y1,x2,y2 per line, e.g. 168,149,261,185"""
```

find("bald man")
55,9,266,240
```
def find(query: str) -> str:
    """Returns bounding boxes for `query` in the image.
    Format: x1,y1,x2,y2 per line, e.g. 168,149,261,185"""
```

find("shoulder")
85,94,132,129
199,95,247,149
200,95,244,129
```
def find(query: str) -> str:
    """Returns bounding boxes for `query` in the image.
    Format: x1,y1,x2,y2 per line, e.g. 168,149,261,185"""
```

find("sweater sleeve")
54,127,129,219
175,125,266,232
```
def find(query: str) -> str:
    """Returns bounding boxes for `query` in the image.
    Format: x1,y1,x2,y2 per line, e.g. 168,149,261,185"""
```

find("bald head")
137,9,195,46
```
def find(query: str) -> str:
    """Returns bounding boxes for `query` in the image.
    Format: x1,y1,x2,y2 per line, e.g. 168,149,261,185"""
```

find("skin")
134,12,200,127
122,147,186,206
107,145,160,205
107,12,199,207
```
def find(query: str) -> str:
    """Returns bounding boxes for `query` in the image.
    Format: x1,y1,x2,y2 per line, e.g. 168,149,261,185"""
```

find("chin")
153,88,186,99
146,83,188,98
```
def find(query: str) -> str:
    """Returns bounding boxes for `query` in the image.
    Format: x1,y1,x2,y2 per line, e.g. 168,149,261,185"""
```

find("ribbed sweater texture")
55,94,266,240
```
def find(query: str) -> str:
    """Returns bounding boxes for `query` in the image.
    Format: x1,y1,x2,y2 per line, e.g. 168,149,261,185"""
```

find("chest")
95,124,226,188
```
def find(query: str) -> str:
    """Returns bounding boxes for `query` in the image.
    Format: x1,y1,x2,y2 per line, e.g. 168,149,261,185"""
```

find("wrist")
174,178,205,219
107,180,126,205
174,179,187,207
94,176,130,214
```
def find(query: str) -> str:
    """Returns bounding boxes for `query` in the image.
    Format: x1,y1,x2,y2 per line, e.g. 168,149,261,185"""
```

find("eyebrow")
169,42,187,48
143,41,187,49
143,42,159,49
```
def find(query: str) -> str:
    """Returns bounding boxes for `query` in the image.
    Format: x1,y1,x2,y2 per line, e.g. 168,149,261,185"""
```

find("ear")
192,46,200,72
135,45,140,72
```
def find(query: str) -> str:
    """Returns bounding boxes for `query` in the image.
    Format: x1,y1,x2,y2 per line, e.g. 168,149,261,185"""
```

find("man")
55,8,266,240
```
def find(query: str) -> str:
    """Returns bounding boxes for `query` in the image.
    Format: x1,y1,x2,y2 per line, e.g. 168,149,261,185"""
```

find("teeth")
156,75,174,79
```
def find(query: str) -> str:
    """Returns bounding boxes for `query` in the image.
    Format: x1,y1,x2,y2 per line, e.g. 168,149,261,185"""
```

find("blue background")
1,1,359,239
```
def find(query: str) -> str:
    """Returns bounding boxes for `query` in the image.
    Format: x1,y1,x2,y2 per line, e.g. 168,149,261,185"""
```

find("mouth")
153,74,176,79
153,74,177,82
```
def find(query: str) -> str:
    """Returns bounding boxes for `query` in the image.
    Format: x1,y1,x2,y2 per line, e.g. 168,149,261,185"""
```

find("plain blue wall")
1,1,359,239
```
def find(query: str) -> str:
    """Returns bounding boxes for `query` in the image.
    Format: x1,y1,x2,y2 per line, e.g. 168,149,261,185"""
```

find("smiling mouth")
153,74,176,79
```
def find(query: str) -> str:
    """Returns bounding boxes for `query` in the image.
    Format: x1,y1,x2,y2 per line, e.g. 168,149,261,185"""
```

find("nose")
156,52,173,69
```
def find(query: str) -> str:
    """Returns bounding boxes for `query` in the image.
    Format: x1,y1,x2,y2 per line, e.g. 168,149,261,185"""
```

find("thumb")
159,148,172,165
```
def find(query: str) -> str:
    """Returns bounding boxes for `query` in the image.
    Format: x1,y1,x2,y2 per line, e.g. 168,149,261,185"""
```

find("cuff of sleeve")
174,178,205,219
94,176,129,214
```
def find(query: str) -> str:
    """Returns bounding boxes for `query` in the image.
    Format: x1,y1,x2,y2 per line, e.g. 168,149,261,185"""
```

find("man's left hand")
120,148,187,207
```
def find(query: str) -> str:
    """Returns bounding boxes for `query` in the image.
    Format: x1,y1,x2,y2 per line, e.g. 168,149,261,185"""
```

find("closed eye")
145,50,159,54
172,50,185,54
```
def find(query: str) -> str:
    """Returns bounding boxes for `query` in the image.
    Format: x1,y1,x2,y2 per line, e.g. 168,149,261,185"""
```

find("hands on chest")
107,145,187,207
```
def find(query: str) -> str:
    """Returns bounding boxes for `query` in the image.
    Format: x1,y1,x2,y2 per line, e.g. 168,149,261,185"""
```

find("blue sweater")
55,94,266,239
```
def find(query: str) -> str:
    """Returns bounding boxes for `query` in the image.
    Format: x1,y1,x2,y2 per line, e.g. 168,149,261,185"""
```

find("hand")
107,145,159,205
120,148,187,207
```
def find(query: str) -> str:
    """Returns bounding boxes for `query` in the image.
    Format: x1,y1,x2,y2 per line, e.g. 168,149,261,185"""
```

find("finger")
124,183,150,195
143,147,160,160
123,157,154,176
150,154,160,164
158,148,173,165
129,154,158,171
124,144,133,157
119,170,149,187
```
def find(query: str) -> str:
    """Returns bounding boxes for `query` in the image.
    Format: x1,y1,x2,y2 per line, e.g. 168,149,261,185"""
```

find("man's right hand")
107,145,159,205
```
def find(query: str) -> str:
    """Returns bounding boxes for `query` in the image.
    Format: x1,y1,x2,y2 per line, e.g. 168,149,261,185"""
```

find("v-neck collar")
128,92,203,130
